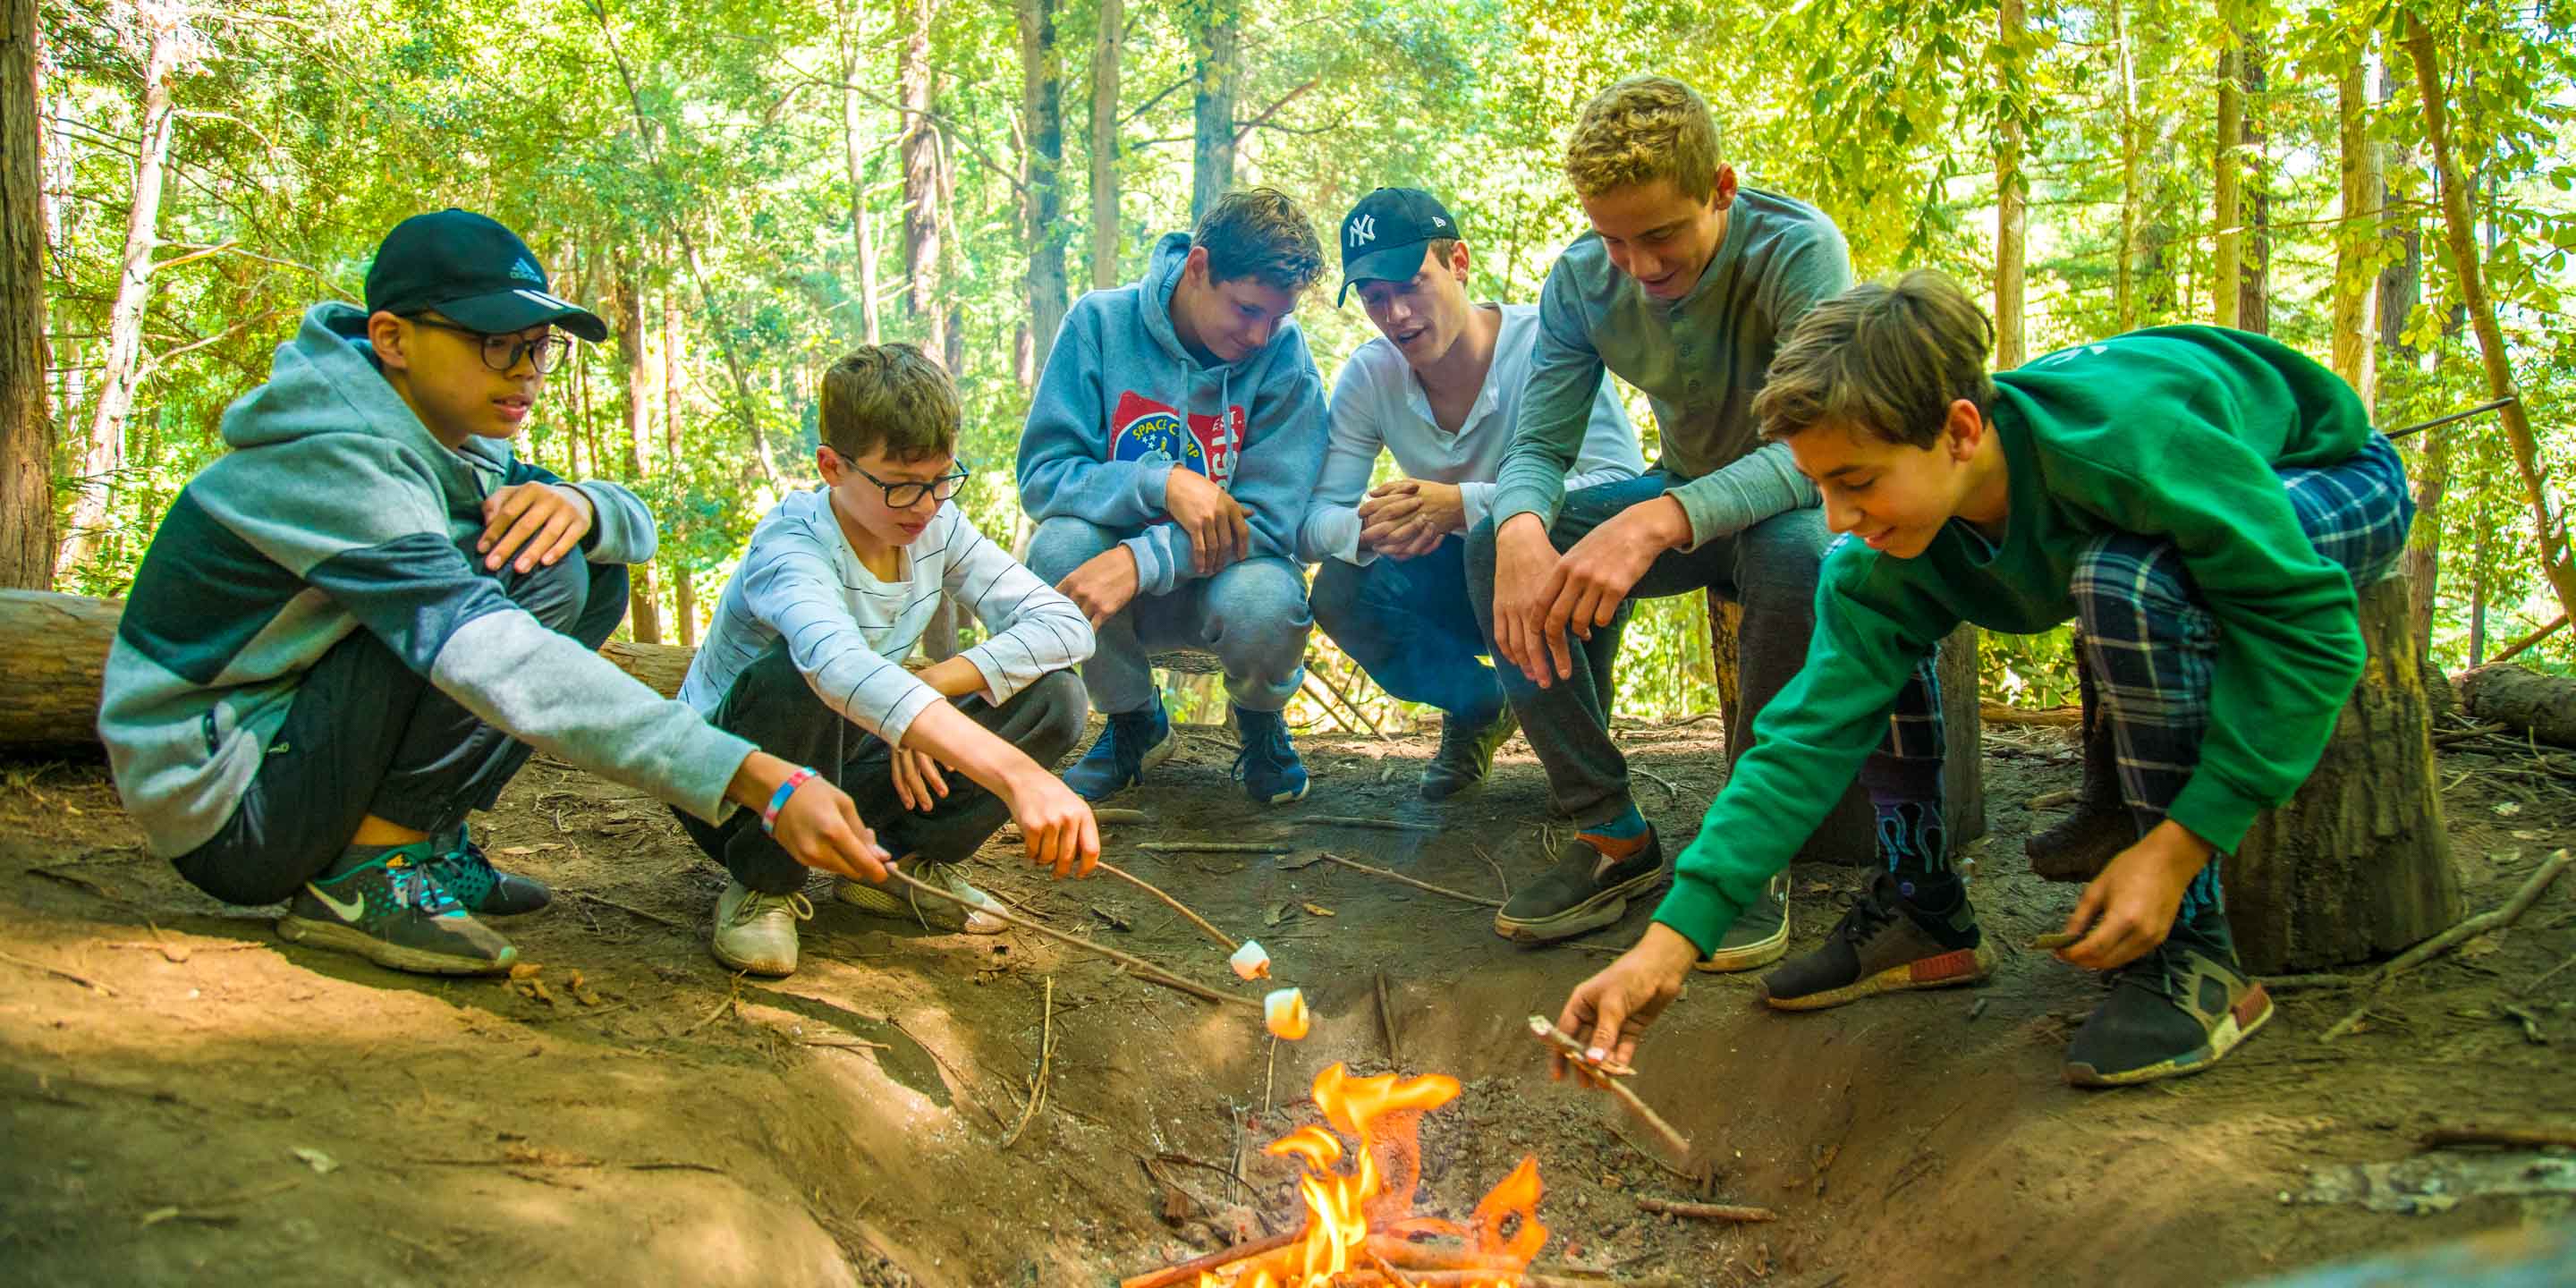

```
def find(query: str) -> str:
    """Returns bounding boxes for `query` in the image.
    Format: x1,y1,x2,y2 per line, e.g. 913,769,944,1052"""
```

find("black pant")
171,557,630,906
676,641,1088,894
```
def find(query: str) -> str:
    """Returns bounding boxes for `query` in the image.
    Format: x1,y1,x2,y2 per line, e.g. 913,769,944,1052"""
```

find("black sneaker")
1063,703,1174,801
1758,874,1991,1010
1492,827,1666,944
1419,708,1516,801
1231,706,1309,805
276,844,518,975
2063,919,2272,1087
1696,871,1792,973
423,823,552,916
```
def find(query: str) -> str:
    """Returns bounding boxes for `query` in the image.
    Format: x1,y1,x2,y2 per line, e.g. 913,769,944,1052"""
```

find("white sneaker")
710,879,815,976
837,860,1007,935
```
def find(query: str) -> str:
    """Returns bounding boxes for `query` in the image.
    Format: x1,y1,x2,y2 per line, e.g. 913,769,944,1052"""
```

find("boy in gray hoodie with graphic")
100,210,894,976
1020,188,1330,805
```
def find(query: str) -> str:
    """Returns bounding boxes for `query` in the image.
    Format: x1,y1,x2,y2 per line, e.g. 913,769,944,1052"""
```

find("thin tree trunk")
2330,46,2380,404
2470,487,2491,667
0,0,52,588
899,0,946,364
64,12,181,573
662,282,697,648
2213,45,2241,328
2113,0,2140,331
1089,0,1122,292
613,266,661,644
840,30,884,345
2377,55,2420,362
2402,14,2576,628
1019,0,1067,377
1189,0,1239,223
1993,0,2027,370
2405,419,2451,656
2234,30,2270,334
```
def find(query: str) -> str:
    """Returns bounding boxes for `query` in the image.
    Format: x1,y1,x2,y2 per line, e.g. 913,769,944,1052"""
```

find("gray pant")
1024,515,1310,716
675,641,1088,894
1467,469,1874,830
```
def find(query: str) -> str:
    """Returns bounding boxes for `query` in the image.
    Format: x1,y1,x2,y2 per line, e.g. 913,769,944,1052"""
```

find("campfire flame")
1207,1063,1545,1287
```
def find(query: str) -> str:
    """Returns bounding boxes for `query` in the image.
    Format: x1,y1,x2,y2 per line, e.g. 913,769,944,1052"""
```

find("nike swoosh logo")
308,883,365,921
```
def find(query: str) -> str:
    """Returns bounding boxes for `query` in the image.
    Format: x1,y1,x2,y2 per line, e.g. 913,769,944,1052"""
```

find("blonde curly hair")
1563,76,1721,202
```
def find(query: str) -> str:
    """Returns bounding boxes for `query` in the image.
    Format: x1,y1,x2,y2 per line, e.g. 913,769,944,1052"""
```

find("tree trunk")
1707,597,1986,865
612,267,661,644
63,13,182,574
840,31,884,345
2329,46,2379,404
2113,0,2140,332
1993,0,2027,370
2376,58,2420,363
1189,0,1239,224
0,0,52,589
899,0,946,363
1020,0,1068,374
2228,577,2458,972
2455,664,2576,749
1089,0,1123,292
2405,419,2451,657
2213,46,2241,328
2233,30,2270,335
2402,15,2576,630
662,284,697,647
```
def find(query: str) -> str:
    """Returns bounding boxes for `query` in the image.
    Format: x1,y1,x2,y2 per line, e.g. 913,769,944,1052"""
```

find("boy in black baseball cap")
100,209,896,977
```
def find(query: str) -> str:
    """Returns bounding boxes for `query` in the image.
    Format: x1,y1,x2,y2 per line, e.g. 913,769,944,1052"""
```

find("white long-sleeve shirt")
679,488,1094,745
1298,302,1645,566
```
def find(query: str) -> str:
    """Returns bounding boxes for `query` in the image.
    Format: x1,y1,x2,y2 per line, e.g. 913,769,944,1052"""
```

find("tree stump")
1708,596,1987,866
2226,574,2460,972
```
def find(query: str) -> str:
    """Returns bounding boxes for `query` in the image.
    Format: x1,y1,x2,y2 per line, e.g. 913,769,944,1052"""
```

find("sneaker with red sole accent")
1755,874,1992,1011
2063,919,2273,1087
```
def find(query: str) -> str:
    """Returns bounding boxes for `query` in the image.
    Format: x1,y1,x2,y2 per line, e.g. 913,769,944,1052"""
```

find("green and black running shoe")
423,822,553,917
277,843,518,975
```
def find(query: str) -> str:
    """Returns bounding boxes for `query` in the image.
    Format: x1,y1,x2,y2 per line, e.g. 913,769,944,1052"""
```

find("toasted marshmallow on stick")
1263,987,1310,1041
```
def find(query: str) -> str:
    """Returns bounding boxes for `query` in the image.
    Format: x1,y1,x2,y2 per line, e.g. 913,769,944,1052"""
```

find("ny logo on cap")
1347,215,1376,248
509,257,545,284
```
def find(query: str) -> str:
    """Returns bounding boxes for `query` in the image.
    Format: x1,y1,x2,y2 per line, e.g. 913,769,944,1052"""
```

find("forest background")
6,0,2572,729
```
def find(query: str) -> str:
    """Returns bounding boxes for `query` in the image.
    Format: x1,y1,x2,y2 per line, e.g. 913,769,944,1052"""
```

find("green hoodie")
1654,326,2385,951
101,302,755,859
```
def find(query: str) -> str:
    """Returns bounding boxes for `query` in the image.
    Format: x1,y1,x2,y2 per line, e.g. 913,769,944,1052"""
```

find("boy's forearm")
913,655,989,700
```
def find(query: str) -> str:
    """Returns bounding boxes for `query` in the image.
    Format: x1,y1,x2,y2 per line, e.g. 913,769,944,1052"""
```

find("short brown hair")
819,343,959,462
1564,76,1721,203
1194,187,1326,292
1753,269,1997,450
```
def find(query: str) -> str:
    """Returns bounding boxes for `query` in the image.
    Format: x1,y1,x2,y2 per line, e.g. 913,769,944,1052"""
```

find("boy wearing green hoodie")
100,209,894,976
1553,270,2414,1086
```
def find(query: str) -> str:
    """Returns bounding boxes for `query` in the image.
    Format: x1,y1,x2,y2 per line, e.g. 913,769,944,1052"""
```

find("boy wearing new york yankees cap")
1301,187,1641,799
101,209,895,977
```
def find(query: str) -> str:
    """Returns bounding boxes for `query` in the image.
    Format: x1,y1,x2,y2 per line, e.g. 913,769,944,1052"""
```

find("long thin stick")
0,949,116,996
1634,1197,1777,1224
1001,977,1055,1148
2325,849,2572,1042
1375,970,1400,1066
1138,842,1292,855
1118,1230,1302,1288
1527,1016,1690,1157
2421,1125,2576,1151
880,869,1258,1011
1293,814,1441,834
1317,852,1504,909
1095,860,1239,951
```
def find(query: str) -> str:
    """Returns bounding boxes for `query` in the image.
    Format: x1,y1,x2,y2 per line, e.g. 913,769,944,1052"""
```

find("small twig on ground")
1313,852,1503,909
28,867,123,901
1375,971,1400,1066
1292,813,1442,834
882,867,1258,1010
1137,841,1292,855
1634,1196,1778,1223
2026,788,2079,810
1119,1229,1304,1288
2261,972,2367,990
1001,976,1056,1148
1471,843,1509,901
1631,766,1681,801
1096,860,1239,951
1527,1016,1690,1157
568,890,690,930
2420,1125,2576,1151
2325,850,2574,1042
681,974,744,1035
628,1160,726,1174
2521,950,2576,996
1093,808,1149,825
799,1037,893,1054
0,949,114,996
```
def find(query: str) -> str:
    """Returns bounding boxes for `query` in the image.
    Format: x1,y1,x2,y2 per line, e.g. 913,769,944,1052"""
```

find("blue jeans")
1025,515,1310,716
1309,536,1506,728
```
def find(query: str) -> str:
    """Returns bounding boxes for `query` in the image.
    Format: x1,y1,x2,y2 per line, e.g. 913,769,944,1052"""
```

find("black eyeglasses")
835,453,972,508
408,316,575,375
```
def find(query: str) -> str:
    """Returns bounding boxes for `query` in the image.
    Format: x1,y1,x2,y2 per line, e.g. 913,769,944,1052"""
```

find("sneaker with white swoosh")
276,843,517,975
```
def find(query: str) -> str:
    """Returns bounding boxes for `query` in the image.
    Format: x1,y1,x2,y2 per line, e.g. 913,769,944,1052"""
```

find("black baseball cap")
1335,187,1461,306
364,209,609,343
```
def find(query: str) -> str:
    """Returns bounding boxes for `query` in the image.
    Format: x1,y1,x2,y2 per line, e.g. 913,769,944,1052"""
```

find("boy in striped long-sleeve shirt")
675,344,1100,977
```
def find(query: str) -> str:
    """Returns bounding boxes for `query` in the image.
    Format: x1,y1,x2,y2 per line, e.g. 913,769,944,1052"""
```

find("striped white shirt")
678,488,1094,746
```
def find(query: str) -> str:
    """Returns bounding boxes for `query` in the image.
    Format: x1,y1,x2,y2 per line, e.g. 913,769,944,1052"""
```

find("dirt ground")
2,714,2572,1288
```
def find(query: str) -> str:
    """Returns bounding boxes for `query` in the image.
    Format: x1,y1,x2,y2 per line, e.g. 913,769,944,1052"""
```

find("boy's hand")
1359,479,1466,538
891,747,950,813
1364,520,1447,561
1057,547,1141,625
731,753,891,883
1164,468,1250,576
1002,769,1100,878
481,482,596,573
1492,513,1567,685
2057,820,2214,970
1541,496,1685,674
1553,923,1698,1081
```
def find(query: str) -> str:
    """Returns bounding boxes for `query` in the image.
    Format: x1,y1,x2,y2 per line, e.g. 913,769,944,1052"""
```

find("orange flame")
1206,1063,1545,1287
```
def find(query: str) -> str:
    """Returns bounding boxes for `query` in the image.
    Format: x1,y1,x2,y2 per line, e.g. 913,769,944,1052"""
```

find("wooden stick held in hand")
1094,859,1241,952
878,868,1258,1011
1527,1015,1690,1157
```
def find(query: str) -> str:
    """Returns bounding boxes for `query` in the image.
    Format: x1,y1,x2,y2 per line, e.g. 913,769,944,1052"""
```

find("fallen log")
2454,662,2576,749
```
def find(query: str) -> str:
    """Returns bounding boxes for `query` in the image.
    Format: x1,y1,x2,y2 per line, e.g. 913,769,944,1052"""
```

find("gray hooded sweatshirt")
99,302,755,858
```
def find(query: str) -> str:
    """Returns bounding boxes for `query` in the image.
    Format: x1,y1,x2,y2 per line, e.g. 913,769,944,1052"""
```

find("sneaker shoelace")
1230,720,1292,783
1102,714,1159,779
727,888,817,928
2103,943,2188,1007
901,860,987,929
427,843,496,906
1825,880,1902,948
385,855,465,919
